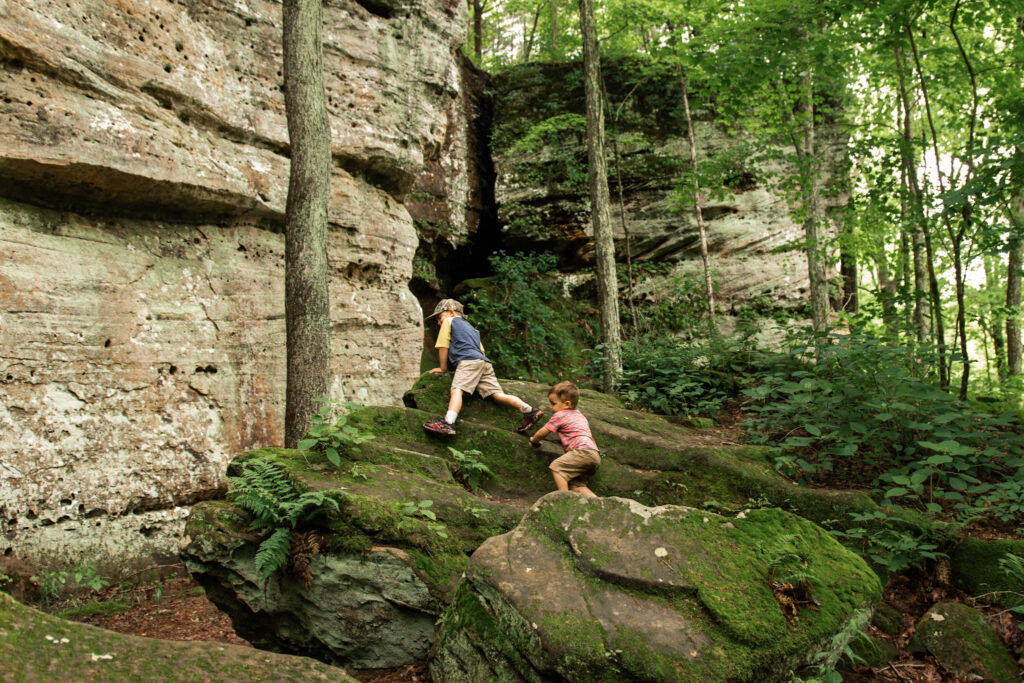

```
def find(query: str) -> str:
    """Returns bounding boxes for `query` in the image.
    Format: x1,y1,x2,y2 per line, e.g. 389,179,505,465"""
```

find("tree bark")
1008,191,1024,376
473,0,484,62
894,45,931,344
984,255,1007,380
799,65,830,333
578,0,621,389
283,0,332,448
907,25,951,387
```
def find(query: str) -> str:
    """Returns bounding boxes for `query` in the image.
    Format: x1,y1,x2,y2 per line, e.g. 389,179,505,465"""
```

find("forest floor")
44,415,1021,681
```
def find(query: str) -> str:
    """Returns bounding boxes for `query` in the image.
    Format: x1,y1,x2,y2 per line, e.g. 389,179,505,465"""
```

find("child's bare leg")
569,484,597,498
552,471,570,491
448,387,464,414
490,391,526,411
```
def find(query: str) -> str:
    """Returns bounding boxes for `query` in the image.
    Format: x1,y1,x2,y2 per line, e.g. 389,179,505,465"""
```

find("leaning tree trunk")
283,0,332,448
578,0,621,390
679,69,716,327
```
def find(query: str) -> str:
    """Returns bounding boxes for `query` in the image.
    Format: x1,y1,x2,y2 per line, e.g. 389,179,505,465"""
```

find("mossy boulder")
403,373,879,525
183,372,886,671
950,538,1024,609
430,493,881,682
909,602,1019,682
0,591,355,681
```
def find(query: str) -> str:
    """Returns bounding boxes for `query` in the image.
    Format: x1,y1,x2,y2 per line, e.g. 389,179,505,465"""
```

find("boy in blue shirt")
423,299,543,436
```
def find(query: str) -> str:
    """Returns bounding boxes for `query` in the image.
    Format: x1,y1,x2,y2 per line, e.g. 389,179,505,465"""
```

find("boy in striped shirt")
528,381,600,497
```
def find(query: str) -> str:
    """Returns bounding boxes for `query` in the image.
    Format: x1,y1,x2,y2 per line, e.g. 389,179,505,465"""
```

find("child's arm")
429,347,449,374
529,426,551,448
429,317,452,374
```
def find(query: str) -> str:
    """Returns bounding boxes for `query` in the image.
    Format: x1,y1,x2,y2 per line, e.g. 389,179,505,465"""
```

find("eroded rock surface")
0,0,464,568
431,493,881,683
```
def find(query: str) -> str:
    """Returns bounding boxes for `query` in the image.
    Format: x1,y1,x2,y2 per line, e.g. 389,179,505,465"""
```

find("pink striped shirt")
544,409,598,452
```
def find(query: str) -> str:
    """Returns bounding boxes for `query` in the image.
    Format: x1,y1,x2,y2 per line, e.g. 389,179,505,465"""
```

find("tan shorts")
550,448,601,487
451,359,502,398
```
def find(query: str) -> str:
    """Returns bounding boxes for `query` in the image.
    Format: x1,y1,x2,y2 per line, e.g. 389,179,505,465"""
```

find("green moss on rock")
909,602,1018,682
949,537,1024,609
0,592,356,681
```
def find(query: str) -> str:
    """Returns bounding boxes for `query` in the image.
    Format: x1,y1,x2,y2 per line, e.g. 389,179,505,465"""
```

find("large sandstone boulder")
182,373,882,671
0,591,356,681
0,0,466,569
430,493,881,682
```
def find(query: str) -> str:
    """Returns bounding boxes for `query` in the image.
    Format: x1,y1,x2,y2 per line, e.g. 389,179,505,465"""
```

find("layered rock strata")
491,60,849,315
0,0,465,569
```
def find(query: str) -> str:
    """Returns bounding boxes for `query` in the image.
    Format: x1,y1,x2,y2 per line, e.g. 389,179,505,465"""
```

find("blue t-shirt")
437,316,491,368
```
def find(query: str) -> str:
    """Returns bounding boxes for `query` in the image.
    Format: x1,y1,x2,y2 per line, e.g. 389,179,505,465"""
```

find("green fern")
227,459,340,580
254,528,294,579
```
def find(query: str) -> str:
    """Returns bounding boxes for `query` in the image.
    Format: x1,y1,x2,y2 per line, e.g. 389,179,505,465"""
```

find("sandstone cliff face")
490,61,849,317
0,0,465,569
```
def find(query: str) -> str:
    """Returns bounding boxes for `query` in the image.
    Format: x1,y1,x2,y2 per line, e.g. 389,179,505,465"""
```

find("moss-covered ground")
0,591,355,682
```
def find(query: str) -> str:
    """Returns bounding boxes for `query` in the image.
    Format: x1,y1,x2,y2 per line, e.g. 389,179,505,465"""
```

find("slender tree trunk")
984,256,1007,380
473,0,484,62
877,256,897,336
551,0,558,54
524,3,542,61
578,0,621,389
907,25,951,387
283,0,332,448
894,44,931,345
611,137,640,336
679,70,715,327
1008,191,1024,376
798,65,830,333
840,212,858,314
947,0,978,400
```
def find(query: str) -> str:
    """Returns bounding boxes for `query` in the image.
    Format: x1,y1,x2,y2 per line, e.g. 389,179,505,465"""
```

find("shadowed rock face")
0,0,466,568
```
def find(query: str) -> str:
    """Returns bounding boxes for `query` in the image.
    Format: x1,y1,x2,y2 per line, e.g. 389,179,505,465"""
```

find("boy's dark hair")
549,381,580,408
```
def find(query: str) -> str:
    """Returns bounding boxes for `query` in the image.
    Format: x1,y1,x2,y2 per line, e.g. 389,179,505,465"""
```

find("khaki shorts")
550,448,601,487
451,359,502,398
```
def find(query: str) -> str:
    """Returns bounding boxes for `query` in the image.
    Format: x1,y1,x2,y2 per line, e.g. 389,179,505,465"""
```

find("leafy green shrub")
227,459,339,579
618,334,764,416
743,332,1024,520
296,399,375,467
827,510,961,573
448,447,494,492
467,251,592,382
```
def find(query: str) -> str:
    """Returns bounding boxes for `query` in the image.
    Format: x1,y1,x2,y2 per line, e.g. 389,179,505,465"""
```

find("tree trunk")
1008,191,1024,376
578,0,621,389
799,65,830,333
877,256,898,336
679,70,715,327
984,255,1007,380
283,0,332,448
473,0,483,62
906,25,951,387
840,219,858,314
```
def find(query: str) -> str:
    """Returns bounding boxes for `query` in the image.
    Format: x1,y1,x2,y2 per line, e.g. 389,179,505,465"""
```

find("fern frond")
255,527,294,579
